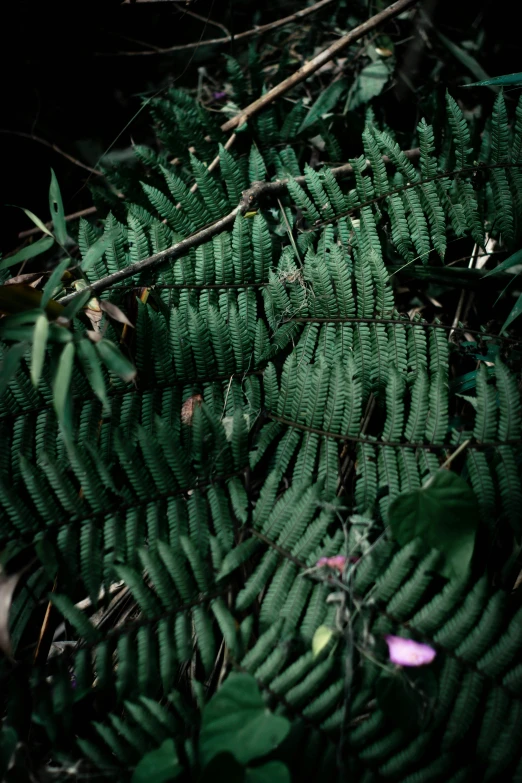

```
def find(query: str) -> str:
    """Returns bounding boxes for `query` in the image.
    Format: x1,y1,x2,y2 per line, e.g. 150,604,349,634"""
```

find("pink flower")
316,555,348,573
385,635,436,667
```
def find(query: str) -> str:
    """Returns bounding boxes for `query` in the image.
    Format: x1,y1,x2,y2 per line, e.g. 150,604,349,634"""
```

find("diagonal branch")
57,154,521,304
100,0,335,56
220,0,421,132
57,148,421,304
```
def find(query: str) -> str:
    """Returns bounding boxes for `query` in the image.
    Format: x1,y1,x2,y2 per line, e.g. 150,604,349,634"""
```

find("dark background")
1,0,518,251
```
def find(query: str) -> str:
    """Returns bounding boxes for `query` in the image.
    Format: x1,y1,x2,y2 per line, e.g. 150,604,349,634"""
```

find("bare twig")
181,7,231,39
220,0,421,132
58,207,242,304
18,206,99,240
18,0,419,245
0,130,102,176
100,0,335,56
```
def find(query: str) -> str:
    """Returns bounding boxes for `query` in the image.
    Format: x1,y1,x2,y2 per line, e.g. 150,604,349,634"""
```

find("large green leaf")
200,674,290,767
81,228,121,272
132,740,183,783
388,470,479,579
49,169,68,245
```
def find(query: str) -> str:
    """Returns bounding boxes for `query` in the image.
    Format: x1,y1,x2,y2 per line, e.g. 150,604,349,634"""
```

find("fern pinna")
1,81,522,782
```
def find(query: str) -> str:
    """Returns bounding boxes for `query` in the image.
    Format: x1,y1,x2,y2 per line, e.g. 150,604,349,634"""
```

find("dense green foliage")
1,26,522,783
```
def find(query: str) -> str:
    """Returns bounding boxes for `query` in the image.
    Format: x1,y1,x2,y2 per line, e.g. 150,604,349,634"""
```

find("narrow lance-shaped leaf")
299,78,348,133
53,342,75,428
0,235,54,271
61,288,93,320
81,229,120,272
0,342,28,397
465,72,522,88
95,338,137,382
49,169,68,245
484,248,522,278
41,257,71,309
31,313,49,387
76,338,109,412
18,207,54,237
501,290,522,335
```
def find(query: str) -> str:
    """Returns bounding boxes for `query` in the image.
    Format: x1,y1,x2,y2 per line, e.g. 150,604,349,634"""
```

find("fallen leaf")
4,272,44,287
0,570,27,657
99,300,134,327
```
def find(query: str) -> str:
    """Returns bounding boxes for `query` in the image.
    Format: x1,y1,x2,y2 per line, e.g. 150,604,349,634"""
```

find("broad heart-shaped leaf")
388,470,479,580
49,169,68,245
132,739,183,783
199,673,290,767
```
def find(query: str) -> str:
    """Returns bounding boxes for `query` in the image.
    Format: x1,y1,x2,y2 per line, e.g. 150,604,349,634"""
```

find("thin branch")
99,0,335,56
181,7,231,40
220,0,421,132
281,317,522,344
245,148,421,204
0,130,102,176
266,412,522,451
57,154,518,304
58,207,242,304
18,206,99,240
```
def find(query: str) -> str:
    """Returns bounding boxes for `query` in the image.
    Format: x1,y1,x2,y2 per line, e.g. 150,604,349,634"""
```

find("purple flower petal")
212,91,227,101
385,635,436,667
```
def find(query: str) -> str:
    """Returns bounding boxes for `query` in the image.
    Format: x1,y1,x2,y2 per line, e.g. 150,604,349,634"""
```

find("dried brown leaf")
181,394,203,425
0,571,25,657
99,300,134,327
4,272,44,287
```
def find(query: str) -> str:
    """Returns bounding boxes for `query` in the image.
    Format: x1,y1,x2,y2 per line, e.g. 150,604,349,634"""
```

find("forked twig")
100,0,335,56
